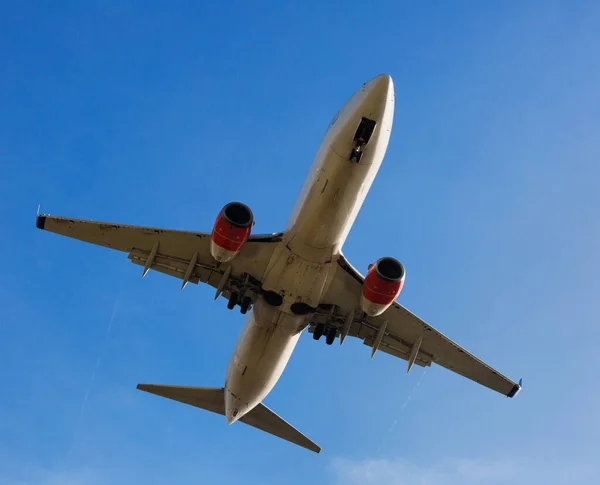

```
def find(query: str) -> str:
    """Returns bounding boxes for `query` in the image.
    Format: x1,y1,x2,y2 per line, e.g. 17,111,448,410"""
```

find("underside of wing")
314,254,522,398
36,214,281,299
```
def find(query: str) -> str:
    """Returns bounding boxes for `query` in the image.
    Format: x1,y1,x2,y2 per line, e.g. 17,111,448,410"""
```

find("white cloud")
5,456,597,485
331,456,597,485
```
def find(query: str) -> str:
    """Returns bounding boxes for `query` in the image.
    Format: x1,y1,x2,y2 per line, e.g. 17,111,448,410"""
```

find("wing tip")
507,378,523,398
36,215,46,230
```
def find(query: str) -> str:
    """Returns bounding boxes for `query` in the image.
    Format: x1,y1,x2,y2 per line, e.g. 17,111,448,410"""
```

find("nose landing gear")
349,117,377,163
349,146,363,163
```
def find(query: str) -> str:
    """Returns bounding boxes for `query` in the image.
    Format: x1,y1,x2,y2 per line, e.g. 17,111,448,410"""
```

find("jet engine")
210,202,254,262
360,257,405,316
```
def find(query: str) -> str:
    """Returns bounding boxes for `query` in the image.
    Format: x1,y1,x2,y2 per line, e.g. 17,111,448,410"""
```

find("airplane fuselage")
224,74,395,423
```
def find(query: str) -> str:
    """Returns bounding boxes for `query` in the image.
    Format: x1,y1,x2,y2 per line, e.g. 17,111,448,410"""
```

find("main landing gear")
227,291,252,314
312,323,337,345
222,272,259,315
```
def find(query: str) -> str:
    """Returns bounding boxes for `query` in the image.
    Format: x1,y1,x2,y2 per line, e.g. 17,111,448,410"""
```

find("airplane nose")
328,73,394,160
364,73,394,100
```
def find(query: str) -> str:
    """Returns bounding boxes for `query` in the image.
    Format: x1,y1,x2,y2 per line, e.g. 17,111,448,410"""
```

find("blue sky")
1,1,599,484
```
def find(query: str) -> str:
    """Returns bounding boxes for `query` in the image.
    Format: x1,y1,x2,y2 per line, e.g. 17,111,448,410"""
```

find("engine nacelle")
210,202,254,262
360,257,405,316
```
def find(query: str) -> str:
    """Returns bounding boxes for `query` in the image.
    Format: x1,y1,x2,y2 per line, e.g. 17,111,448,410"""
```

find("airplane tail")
137,384,321,453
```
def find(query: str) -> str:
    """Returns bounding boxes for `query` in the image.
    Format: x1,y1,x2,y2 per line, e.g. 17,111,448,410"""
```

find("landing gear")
313,323,325,340
240,296,252,314
312,324,337,344
349,117,376,163
311,305,342,345
349,147,363,163
325,327,337,345
220,272,259,314
227,292,253,314
227,292,239,310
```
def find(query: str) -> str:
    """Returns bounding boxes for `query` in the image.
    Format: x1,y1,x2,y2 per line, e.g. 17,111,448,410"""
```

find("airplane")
35,73,521,454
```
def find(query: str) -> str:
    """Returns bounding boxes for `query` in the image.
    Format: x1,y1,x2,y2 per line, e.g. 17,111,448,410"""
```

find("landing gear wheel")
227,292,239,310
240,296,252,314
325,327,337,345
313,323,324,340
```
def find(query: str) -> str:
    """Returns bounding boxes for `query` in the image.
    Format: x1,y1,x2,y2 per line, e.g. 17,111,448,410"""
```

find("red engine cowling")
360,257,405,316
210,202,254,262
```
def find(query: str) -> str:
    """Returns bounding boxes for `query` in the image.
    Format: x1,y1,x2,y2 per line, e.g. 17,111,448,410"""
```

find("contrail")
75,298,120,433
385,367,427,435
367,367,428,469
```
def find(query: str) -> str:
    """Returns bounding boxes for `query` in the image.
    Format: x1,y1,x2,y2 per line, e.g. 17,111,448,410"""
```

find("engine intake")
210,202,253,262
360,257,405,316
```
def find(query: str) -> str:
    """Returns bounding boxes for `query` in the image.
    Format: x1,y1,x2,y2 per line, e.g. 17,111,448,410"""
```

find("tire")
326,327,336,345
313,323,324,340
227,292,239,310
240,296,252,314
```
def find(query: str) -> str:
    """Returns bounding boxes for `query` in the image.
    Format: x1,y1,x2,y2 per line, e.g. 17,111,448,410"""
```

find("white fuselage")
224,74,395,423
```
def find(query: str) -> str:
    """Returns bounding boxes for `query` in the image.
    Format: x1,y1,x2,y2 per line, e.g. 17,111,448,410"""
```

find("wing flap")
344,318,433,367
129,249,210,285
362,336,431,368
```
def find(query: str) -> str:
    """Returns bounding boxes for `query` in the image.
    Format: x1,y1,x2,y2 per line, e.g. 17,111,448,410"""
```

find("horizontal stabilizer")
137,384,321,453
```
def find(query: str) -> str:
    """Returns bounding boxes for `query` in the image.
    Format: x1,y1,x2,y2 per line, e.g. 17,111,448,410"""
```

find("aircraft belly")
287,145,374,252
260,244,332,310
225,299,305,417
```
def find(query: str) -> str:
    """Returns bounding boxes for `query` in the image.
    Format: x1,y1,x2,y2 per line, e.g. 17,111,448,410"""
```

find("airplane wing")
35,214,281,299
314,254,522,398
